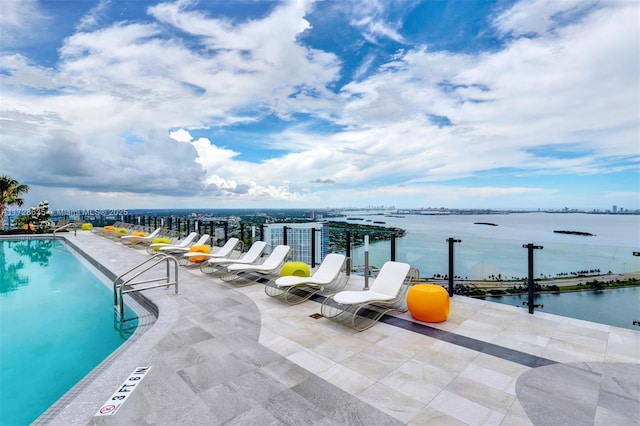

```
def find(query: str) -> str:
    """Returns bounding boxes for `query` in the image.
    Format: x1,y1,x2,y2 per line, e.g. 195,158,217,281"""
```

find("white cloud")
76,0,112,31
169,128,193,143
347,0,407,44
493,0,595,37
0,0,46,33
333,0,639,184
1,0,637,210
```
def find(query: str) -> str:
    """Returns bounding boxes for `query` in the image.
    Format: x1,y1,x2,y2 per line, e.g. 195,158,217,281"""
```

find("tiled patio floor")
40,232,639,425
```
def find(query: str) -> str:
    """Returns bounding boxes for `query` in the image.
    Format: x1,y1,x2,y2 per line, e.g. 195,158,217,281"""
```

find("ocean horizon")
3,208,638,280
339,211,640,280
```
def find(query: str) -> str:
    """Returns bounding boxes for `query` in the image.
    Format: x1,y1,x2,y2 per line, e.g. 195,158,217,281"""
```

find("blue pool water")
0,238,138,425
486,287,640,330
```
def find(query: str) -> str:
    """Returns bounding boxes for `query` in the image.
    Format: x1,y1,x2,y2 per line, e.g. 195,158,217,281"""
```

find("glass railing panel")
346,233,639,281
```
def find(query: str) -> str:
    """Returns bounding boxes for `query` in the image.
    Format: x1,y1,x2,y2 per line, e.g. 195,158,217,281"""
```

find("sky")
0,0,638,211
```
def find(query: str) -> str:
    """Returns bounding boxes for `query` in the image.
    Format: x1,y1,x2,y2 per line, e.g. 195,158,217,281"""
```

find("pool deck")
40,231,639,425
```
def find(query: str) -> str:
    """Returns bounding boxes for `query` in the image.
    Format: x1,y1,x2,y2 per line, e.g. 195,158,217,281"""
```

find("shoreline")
425,272,640,289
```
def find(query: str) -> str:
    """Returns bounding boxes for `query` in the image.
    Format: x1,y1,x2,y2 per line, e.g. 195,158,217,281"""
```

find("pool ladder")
113,254,179,321
53,222,81,237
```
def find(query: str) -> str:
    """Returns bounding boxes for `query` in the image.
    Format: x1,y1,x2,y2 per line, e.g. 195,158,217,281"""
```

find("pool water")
0,239,138,425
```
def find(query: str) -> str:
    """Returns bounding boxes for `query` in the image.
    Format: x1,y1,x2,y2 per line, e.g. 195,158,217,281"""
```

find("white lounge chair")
220,245,290,285
179,237,243,266
264,253,349,305
320,261,419,331
120,228,162,245
159,234,210,253
149,232,199,253
182,237,241,260
199,241,268,275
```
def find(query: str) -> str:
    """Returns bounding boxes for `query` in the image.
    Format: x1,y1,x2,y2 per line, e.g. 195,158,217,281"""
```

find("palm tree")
0,175,30,230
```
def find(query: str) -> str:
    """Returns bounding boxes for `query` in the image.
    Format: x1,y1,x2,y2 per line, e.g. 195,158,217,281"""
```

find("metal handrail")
53,222,81,237
113,254,179,320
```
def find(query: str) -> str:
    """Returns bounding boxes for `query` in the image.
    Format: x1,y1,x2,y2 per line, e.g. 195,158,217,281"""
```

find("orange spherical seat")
130,231,146,242
188,245,211,263
407,284,450,322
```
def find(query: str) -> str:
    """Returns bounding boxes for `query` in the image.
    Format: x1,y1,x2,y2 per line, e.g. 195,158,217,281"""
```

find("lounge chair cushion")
333,261,411,304
334,290,397,304
226,245,290,273
275,253,346,288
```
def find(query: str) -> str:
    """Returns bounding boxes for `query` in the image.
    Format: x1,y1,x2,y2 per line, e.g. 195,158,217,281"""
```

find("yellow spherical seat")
280,261,311,277
188,245,211,263
81,223,93,231
407,284,450,323
114,228,129,237
151,237,171,251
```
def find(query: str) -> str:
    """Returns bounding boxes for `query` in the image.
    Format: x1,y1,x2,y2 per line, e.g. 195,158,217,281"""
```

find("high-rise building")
263,222,330,265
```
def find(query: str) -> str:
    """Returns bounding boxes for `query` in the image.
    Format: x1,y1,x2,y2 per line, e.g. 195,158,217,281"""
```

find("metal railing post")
447,238,461,297
345,230,351,275
523,243,544,314
364,235,370,290
283,226,289,245
311,228,317,267
390,233,396,261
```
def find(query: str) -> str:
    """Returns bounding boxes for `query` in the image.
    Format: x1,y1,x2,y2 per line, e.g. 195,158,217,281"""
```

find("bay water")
342,212,640,329
342,212,640,280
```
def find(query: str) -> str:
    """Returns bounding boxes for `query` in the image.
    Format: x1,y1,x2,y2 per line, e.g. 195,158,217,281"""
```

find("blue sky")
1,0,638,211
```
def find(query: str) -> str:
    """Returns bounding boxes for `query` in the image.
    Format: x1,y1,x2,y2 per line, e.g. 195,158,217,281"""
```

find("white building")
263,222,330,265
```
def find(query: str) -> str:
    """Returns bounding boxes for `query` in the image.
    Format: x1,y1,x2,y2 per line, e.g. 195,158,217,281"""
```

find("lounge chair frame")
219,245,290,286
320,264,420,331
264,254,351,305
199,241,268,275
120,228,163,246
177,237,243,266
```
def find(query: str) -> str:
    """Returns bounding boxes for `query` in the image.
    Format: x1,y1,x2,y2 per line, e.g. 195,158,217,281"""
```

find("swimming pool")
0,238,139,425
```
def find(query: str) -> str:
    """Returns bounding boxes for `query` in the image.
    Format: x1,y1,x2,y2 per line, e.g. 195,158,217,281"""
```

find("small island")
474,222,498,226
554,230,595,236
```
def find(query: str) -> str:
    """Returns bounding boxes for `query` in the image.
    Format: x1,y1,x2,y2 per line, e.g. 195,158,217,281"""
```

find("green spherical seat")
280,261,311,277
151,237,171,251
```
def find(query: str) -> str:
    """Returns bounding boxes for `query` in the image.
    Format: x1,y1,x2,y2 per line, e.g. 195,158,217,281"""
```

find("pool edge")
18,234,180,425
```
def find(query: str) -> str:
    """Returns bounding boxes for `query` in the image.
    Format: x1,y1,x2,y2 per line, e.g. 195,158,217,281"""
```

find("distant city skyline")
1,0,638,211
